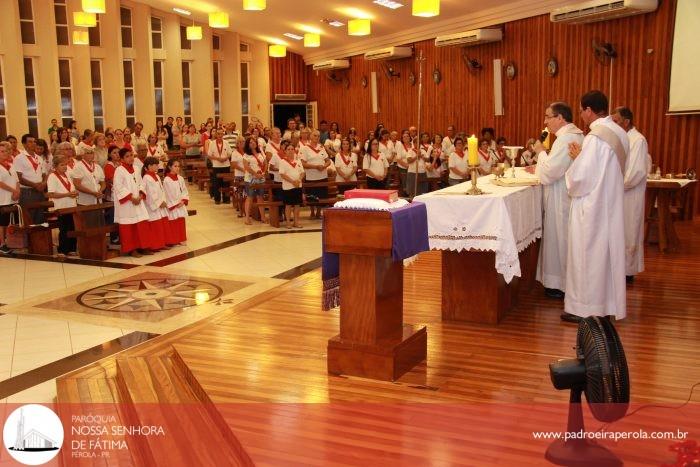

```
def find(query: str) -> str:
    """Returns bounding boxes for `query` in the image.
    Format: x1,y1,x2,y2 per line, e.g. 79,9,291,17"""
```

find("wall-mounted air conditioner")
274,94,307,101
364,46,413,61
550,0,657,24
435,29,503,47
312,59,350,71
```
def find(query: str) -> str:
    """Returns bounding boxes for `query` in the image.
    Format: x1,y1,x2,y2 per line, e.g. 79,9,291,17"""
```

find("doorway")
271,103,307,131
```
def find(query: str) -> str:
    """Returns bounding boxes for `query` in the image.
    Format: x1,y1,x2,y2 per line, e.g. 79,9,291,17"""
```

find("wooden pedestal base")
328,324,427,381
441,240,540,324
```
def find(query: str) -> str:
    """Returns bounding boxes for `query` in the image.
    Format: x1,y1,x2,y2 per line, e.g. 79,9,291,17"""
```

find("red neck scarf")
479,149,490,161
421,143,430,151
81,159,95,173
167,172,178,181
271,141,284,158
54,171,71,191
120,162,135,174
216,140,224,155
455,149,465,158
67,159,75,169
306,144,321,154
371,152,381,161
339,151,351,166
146,171,159,182
26,153,40,171
148,145,158,156
253,152,265,167
287,158,297,168
402,142,411,152
83,141,94,148
0,160,12,171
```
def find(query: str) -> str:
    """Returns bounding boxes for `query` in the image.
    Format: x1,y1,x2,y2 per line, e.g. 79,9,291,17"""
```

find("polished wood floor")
56,221,700,465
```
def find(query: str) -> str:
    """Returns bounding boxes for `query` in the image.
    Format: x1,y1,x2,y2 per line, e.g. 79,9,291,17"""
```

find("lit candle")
467,134,478,166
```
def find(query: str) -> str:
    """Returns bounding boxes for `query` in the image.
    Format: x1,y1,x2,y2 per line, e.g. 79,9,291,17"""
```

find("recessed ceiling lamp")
81,0,105,14
186,25,202,40
209,12,229,28
72,30,89,45
243,0,266,10
374,0,404,9
269,44,286,57
283,33,303,40
304,33,320,47
348,19,371,36
412,0,440,17
321,18,345,27
173,8,191,16
73,11,97,27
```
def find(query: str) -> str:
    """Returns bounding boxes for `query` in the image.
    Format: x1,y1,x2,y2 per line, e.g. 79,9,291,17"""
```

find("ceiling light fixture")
173,8,191,15
73,11,97,27
321,19,345,27
269,44,286,57
374,0,404,9
348,18,371,36
209,12,229,28
81,0,105,14
412,0,440,17
304,33,320,47
243,0,266,11
283,33,303,40
72,30,89,45
186,25,202,40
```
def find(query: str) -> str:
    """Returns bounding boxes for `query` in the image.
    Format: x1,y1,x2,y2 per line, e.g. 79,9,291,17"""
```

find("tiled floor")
0,187,324,404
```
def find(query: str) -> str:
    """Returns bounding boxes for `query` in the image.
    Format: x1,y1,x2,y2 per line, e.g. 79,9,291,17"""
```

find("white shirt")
131,134,148,152
441,136,455,155
334,152,357,182
410,144,431,174
378,141,393,163
448,151,469,180
243,153,266,183
279,158,305,190
47,172,77,210
362,153,389,179
300,143,330,181
72,159,105,205
478,150,495,175
207,139,232,168
75,141,96,158
13,151,44,186
145,145,167,169
140,172,169,221
282,129,300,141
266,141,285,183
0,163,19,206
395,142,415,170
222,131,238,149
324,138,341,156
113,164,149,225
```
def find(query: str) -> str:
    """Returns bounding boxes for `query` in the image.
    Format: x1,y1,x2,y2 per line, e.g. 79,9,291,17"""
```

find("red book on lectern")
344,189,399,203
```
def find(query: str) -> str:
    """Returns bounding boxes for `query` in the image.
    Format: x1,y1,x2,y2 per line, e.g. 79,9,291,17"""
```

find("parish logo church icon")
3,404,64,465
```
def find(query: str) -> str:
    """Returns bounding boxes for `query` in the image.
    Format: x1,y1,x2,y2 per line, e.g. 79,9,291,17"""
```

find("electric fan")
546,316,630,466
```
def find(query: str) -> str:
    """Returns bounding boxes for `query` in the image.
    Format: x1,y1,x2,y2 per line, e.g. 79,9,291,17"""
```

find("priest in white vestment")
534,102,584,298
612,106,651,281
564,91,629,321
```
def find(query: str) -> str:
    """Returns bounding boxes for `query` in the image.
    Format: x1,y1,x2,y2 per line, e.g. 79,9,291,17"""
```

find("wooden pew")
217,172,245,216
249,181,283,227
55,202,117,260
14,201,58,255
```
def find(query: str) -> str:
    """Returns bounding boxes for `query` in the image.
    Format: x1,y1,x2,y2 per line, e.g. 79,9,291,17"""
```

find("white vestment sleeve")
623,136,649,190
566,135,602,198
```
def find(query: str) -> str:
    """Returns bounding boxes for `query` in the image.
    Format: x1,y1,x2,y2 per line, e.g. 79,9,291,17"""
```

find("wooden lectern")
324,209,427,381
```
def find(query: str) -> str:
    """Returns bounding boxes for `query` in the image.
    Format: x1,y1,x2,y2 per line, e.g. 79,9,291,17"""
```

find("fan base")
545,439,622,467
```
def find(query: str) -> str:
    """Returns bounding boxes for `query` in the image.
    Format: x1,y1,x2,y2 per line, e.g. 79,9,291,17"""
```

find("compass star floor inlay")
0,267,286,334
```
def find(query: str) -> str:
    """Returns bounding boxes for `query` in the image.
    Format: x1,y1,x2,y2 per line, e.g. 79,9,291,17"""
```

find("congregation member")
112,129,133,152
72,141,105,209
156,120,169,150
520,139,537,166
481,127,497,151
223,122,238,149
0,142,20,254
131,122,148,153
242,137,267,225
75,129,95,159
407,132,430,197
93,133,109,167
324,130,341,159
103,145,120,245
231,138,246,216
477,138,495,176
395,131,414,191
207,129,232,205
47,119,60,136
442,125,456,155
448,137,469,185
164,117,175,149
612,106,651,283
300,130,330,219
46,155,78,256
282,118,300,141
35,139,52,177
163,159,189,245
266,128,286,215
495,137,508,163
363,138,389,189
279,141,305,229
113,148,152,257
145,134,167,171
172,117,184,149
533,102,584,300
564,90,629,323
68,120,80,144
318,120,330,144
13,134,46,224
140,157,169,251
426,133,444,181
6,135,20,159
182,124,203,158
334,138,358,194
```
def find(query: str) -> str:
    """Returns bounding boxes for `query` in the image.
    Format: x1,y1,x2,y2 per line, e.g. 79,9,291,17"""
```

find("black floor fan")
546,316,630,466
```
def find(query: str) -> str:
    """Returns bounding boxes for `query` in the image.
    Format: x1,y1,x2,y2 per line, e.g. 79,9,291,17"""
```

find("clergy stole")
589,125,627,174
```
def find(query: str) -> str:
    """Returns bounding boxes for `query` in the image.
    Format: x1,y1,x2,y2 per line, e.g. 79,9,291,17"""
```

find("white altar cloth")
414,169,542,283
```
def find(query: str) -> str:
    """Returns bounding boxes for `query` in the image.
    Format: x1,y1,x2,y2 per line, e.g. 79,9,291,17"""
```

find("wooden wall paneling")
270,0,699,213
269,51,307,99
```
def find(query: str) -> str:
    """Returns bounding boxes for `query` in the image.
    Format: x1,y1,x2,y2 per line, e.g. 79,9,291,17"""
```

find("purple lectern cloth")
322,201,429,310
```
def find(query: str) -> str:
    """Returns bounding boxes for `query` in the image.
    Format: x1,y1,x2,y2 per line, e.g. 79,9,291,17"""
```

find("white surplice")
140,173,169,222
535,123,584,291
623,127,651,276
113,164,149,225
163,174,190,220
565,116,629,319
